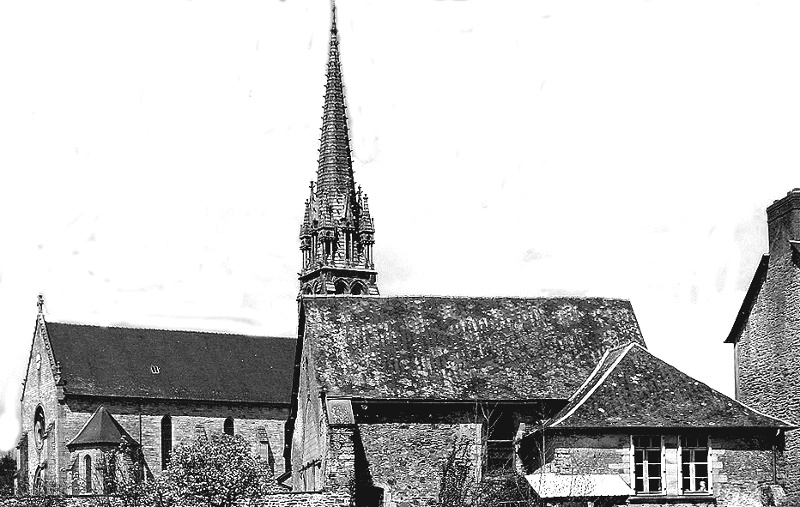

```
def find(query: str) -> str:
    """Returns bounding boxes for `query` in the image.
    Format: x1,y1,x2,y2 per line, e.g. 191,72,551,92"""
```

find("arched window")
84,455,92,493
351,283,365,295
33,406,45,450
224,417,234,436
161,415,172,469
334,280,348,295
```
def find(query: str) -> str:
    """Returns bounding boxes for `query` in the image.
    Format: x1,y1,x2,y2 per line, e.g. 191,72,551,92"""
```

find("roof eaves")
727,397,797,429
725,254,769,344
549,343,636,428
61,392,292,406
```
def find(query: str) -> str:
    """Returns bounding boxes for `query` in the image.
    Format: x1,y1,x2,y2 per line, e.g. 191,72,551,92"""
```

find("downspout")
773,429,780,484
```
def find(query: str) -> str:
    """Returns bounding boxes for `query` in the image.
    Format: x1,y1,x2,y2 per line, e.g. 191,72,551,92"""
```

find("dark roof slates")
301,296,646,400
549,344,792,429
46,322,296,404
67,406,139,448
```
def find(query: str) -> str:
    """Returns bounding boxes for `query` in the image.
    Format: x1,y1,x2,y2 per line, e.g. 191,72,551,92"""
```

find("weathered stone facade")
19,314,64,493
18,314,292,494
728,189,800,501
519,431,785,507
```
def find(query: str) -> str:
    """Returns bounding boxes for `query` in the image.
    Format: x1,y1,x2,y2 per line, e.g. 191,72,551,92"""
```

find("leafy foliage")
0,453,15,497
157,434,276,507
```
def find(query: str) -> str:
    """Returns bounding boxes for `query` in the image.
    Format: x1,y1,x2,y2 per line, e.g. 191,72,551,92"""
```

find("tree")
161,434,275,507
0,452,16,497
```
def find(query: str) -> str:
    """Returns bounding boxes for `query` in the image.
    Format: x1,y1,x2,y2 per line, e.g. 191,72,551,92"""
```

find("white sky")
2,0,800,451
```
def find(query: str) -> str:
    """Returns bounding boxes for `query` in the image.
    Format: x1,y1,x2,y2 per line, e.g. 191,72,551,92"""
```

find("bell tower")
299,5,378,296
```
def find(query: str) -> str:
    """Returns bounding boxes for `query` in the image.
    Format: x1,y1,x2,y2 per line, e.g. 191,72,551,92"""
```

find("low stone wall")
0,491,352,507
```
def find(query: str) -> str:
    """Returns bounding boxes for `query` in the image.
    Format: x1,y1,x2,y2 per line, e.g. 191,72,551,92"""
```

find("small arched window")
224,417,234,436
161,415,172,469
334,280,348,295
84,455,92,493
351,283,365,295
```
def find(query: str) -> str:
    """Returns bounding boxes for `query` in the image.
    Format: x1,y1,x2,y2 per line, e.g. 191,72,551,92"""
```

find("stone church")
17,6,800,507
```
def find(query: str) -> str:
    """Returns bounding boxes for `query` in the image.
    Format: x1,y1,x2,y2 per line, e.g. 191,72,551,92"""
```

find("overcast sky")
2,0,800,451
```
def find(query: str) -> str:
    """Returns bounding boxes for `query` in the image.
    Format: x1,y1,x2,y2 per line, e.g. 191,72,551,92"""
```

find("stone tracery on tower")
299,5,378,296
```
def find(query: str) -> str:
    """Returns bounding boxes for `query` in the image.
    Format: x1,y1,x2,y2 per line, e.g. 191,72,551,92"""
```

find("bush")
151,434,275,507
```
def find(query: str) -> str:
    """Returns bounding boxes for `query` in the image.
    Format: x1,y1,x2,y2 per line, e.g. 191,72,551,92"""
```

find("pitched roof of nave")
67,406,139,449
44,322,296,404
299,296,646,401
546,343,793,429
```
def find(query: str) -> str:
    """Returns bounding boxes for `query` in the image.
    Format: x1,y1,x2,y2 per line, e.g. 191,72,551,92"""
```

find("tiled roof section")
46,322,296,404
301,296,646,400
67,406,139,449
549,344,793,429
725,254,769,344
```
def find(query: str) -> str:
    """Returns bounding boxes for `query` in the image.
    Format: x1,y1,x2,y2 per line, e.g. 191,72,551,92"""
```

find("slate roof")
46,322,296,404
548,343,792,429
725,254,770,344
67,406,139,449
300,296,646,400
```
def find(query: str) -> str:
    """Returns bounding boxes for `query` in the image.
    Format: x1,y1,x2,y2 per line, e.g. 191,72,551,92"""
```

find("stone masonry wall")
1,492,353,507
713,434,785,507
526,433,631,483
735,191,800,501
523,432,781,507
61,398,290,479
354,423,480,507
292,346,326,491
19,316,61,493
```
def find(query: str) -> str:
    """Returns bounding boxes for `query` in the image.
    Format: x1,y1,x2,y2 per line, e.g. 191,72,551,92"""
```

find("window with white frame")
633,436,663,494
681,435,710,494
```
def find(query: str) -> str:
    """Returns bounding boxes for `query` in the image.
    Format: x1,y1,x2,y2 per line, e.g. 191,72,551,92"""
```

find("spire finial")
37,294,44,314
331,1,338,34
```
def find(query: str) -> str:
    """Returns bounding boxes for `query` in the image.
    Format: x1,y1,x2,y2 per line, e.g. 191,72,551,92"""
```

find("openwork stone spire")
299,4,378,296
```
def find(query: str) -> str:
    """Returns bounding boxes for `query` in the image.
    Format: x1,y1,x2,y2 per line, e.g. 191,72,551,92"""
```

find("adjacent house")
725,188,800,505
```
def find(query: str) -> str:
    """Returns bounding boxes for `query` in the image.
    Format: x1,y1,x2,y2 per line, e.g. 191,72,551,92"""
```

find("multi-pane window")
633,436,663,494
485,410,514,474
681,435,710,493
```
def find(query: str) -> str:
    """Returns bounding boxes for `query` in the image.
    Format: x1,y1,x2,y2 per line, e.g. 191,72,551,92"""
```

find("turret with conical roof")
299,4,378,296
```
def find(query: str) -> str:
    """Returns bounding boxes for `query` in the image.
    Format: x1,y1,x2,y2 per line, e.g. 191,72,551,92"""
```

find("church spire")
316,1,355,203
298,4,378,296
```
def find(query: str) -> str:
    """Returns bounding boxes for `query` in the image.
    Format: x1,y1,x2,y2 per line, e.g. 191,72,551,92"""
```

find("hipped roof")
67,406,138,449
46,322,296,404
547,343,793,429
300,296,646,400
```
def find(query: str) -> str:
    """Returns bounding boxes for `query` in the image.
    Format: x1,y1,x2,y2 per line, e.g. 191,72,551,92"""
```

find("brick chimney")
767,188,800,259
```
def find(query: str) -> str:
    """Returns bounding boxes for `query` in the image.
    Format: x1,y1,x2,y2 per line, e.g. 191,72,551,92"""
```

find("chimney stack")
766,188,800,259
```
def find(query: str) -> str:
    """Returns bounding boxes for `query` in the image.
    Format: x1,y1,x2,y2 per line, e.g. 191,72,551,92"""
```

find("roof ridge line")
47,321,294,339
550,343,636,427
567,349,611,402
302,294,633,302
